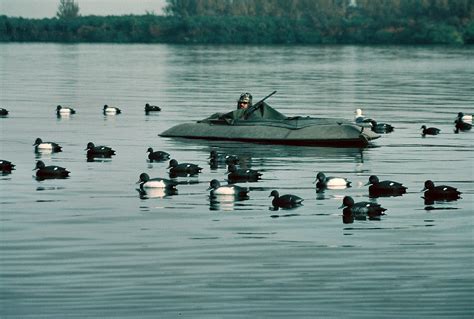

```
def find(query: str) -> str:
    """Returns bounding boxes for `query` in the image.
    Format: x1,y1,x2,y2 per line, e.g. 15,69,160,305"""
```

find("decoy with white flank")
103,104,121,115
207,179,249,198
454,112,472,133
365,175,407,196
457,112,472,123
421,180,461,201
137,173,177,190
33,138,62,153
315,172,351,190
421,125,440,136
147,147,170,162
34,160,70,179
56,105,76,116
269,190,303,209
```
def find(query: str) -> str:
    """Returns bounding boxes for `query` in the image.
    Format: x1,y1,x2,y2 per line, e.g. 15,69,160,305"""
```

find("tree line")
0,0,473,44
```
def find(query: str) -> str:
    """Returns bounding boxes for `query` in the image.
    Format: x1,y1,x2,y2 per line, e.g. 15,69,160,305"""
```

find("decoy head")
146,147,153,153
168,159,178,168
207,179,221,191
422,180,435,192
366,175,379,186
33,138,42,146
269,190,279,198
138,173,150,183
34,160,45,170
85,142,95,150
227,164,237,173
339,196,354,209
316,172,326,182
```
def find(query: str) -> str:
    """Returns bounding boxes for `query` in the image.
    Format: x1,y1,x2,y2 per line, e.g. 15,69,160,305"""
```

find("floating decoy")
0,159,15,173
56,105,76,115
269,190,303,209
168,159,202,176
85,142,116,158
207,179,249,197
209,151,239,170
354,108,393,133
421,125,440,136
0,108,9,116
365,175,407,196
137,173,177,190
457,112,472,123
103,105,121,114
454,113,472,133
339,196,386,219
227,164,262,182
315,172,351,190
33,138,62,153
34,160,70,179
147,147,170,162
421,180,461,200
145,103,161,113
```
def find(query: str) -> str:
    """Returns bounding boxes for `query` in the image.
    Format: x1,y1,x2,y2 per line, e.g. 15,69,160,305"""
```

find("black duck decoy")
365,175,407,196
147,147,170,162
421,125,440,136
34,160,70,179
33,138,62,153
421,180,461,201
269,190,303,209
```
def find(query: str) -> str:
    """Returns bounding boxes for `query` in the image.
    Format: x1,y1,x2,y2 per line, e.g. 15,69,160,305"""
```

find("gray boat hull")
160,121,379,147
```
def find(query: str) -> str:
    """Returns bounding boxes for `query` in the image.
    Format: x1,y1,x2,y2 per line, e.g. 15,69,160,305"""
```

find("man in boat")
237,93,252,110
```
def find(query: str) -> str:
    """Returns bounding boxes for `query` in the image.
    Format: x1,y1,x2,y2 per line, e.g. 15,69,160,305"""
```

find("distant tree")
56,0,80,19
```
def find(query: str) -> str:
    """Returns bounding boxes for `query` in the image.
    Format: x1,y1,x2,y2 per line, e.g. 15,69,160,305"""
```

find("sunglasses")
239,101,248,104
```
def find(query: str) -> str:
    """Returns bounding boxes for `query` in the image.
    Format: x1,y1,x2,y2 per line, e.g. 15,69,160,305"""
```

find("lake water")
0,43,473,318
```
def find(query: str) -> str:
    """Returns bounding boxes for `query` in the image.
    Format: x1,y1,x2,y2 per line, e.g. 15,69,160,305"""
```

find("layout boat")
160,94,379,147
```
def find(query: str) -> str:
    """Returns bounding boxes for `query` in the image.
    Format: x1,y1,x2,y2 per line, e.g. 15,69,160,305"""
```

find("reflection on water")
0,44,473,318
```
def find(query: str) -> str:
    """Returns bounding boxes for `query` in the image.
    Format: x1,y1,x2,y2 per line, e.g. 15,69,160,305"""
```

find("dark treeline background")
1,0,473,44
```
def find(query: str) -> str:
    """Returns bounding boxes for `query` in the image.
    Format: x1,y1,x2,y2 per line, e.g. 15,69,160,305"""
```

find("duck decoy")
421,180,461,200
209,151,239,169
147,147,170,162
354,108,393,133
145,103,161,113
33,138,62,153
457,112,472,123
315,172,351,190
0,108,9,116
137,173,177,190
339,196,386,220
56,105,76,115
269,190,303,209
454,113,472,133
33,160,70,179
365,175,407,196
0,159,15,173
207,179,249,198
167,159,202,176
103,105,121,115
85,142,116,158
421,125,440,136
227,164,262,182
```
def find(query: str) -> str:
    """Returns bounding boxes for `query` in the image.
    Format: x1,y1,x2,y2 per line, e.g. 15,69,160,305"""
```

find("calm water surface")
0,44,473,318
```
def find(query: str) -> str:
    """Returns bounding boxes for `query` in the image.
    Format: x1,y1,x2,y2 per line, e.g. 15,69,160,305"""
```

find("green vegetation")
1,0,473,44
